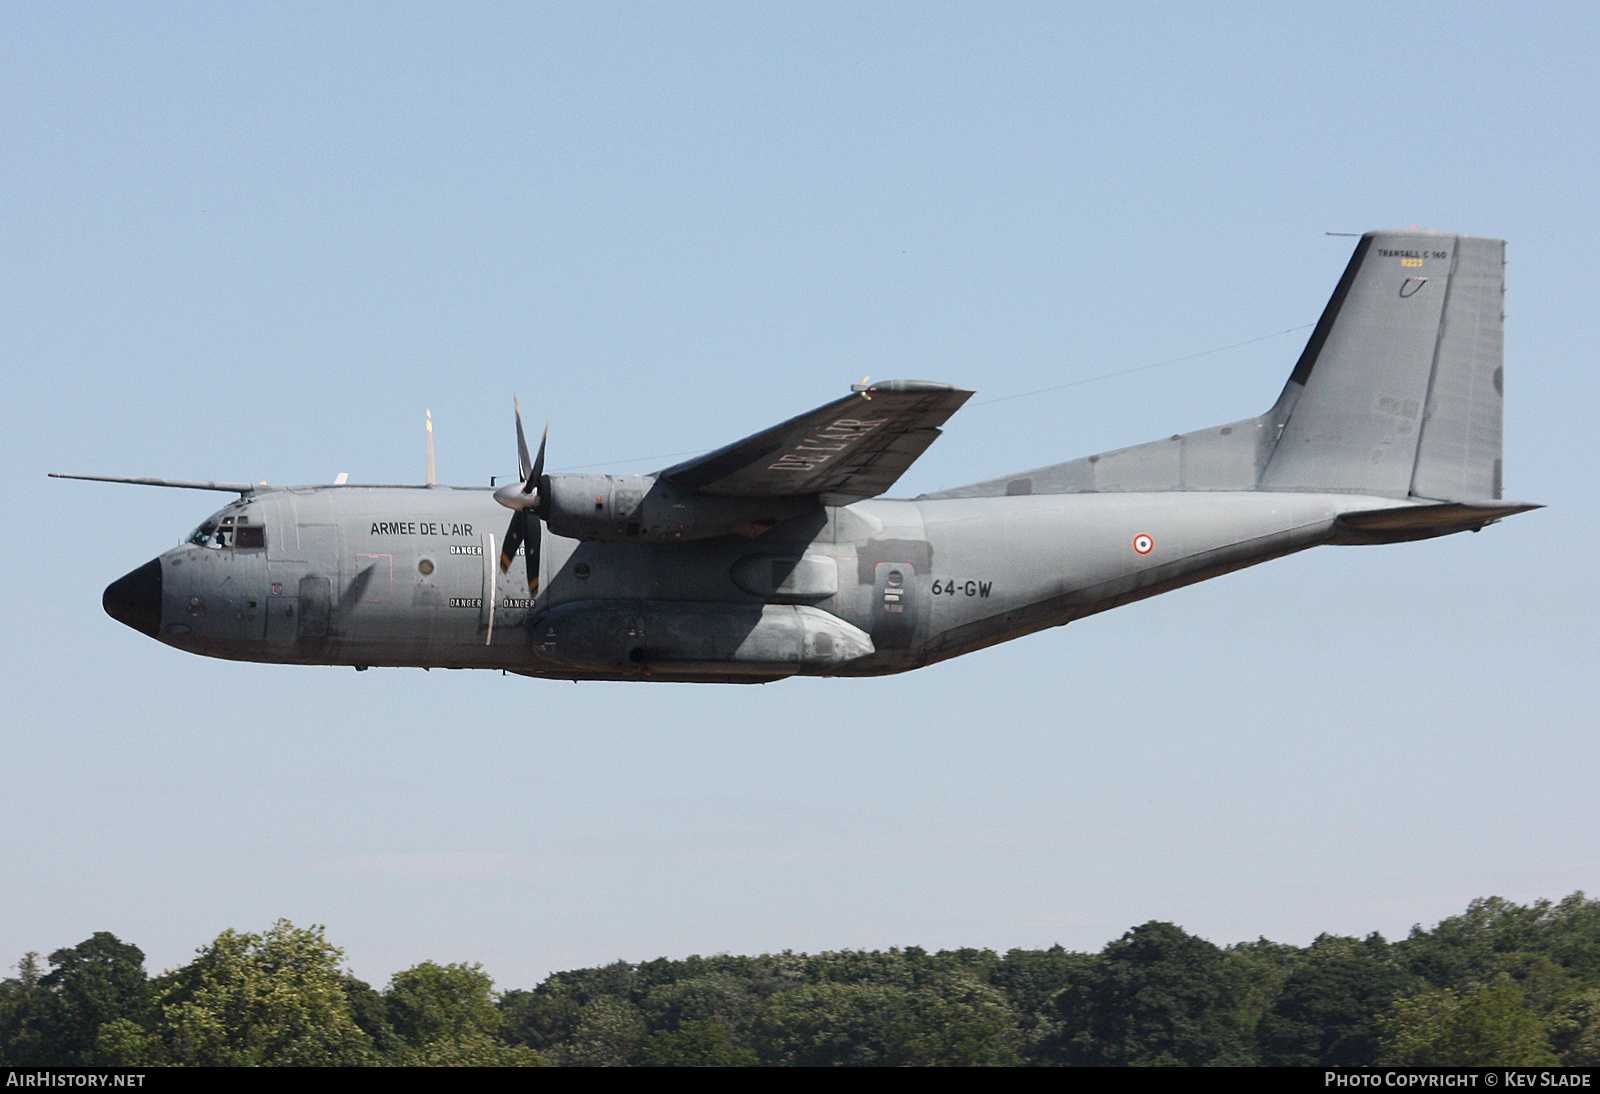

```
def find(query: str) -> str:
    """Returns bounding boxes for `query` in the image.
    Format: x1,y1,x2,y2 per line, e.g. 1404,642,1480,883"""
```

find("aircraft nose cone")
104,558,163,638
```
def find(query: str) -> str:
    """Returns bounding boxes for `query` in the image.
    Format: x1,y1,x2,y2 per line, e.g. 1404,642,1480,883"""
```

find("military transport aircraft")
58,230,1535,683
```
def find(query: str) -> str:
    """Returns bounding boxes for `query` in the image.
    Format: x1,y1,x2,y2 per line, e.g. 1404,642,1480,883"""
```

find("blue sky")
4,3,1597,989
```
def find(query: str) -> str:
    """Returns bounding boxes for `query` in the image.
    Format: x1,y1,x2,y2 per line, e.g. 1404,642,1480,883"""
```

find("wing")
659,380,973,501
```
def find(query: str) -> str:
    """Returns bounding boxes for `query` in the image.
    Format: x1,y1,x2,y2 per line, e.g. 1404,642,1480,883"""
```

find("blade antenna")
425,410,437,485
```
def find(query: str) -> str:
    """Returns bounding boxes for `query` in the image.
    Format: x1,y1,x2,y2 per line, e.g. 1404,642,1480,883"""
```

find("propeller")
492,398,547,595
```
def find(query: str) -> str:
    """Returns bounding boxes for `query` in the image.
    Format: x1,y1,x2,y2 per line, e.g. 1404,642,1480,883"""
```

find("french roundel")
1133,533,1154,555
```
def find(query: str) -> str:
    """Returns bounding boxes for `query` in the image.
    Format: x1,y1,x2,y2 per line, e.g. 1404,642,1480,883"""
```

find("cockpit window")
188,514,265,550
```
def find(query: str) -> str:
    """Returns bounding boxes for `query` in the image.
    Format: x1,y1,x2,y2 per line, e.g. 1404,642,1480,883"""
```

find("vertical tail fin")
1260,230,1506,501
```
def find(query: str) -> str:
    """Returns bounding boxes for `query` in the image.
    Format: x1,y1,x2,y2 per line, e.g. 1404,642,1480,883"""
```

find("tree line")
4,893,1599,1066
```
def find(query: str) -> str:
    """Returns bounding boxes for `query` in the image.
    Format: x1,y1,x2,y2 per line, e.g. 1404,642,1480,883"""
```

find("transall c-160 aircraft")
61,230,1536,684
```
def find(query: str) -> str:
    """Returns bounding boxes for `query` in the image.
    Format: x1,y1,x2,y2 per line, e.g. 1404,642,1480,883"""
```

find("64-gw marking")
932,579,992,597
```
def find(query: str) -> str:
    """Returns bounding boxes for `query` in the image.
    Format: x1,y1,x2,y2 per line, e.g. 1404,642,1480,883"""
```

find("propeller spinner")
493,399,547,594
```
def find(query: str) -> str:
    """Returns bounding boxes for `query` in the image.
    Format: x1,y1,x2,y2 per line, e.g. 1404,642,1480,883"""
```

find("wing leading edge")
659,380,972,502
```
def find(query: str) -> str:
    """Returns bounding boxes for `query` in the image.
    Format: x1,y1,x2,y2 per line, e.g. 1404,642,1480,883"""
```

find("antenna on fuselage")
425,410,436,486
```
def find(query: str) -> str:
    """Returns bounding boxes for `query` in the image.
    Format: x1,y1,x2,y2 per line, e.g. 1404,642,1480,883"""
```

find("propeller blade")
525,515,541,595
500,510,525,574
513,398,533,483
501,402,547,592
525,425,547,592
524,424,547,497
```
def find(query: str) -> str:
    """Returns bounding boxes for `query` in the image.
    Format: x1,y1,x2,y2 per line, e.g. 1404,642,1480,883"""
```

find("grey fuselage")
131,483,1444,683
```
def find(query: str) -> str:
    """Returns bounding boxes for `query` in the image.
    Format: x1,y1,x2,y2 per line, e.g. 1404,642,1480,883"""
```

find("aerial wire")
968,323,1313,408
550,321,1314,472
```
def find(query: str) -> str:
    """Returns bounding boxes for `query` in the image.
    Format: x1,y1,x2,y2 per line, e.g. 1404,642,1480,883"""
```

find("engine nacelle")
542,474,816,543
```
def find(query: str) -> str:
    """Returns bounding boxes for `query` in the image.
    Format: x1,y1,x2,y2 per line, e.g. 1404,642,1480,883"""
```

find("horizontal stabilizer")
1331,500,1539,544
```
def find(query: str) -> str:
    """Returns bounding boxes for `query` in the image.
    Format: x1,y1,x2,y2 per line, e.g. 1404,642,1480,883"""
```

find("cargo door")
296,574,332,656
